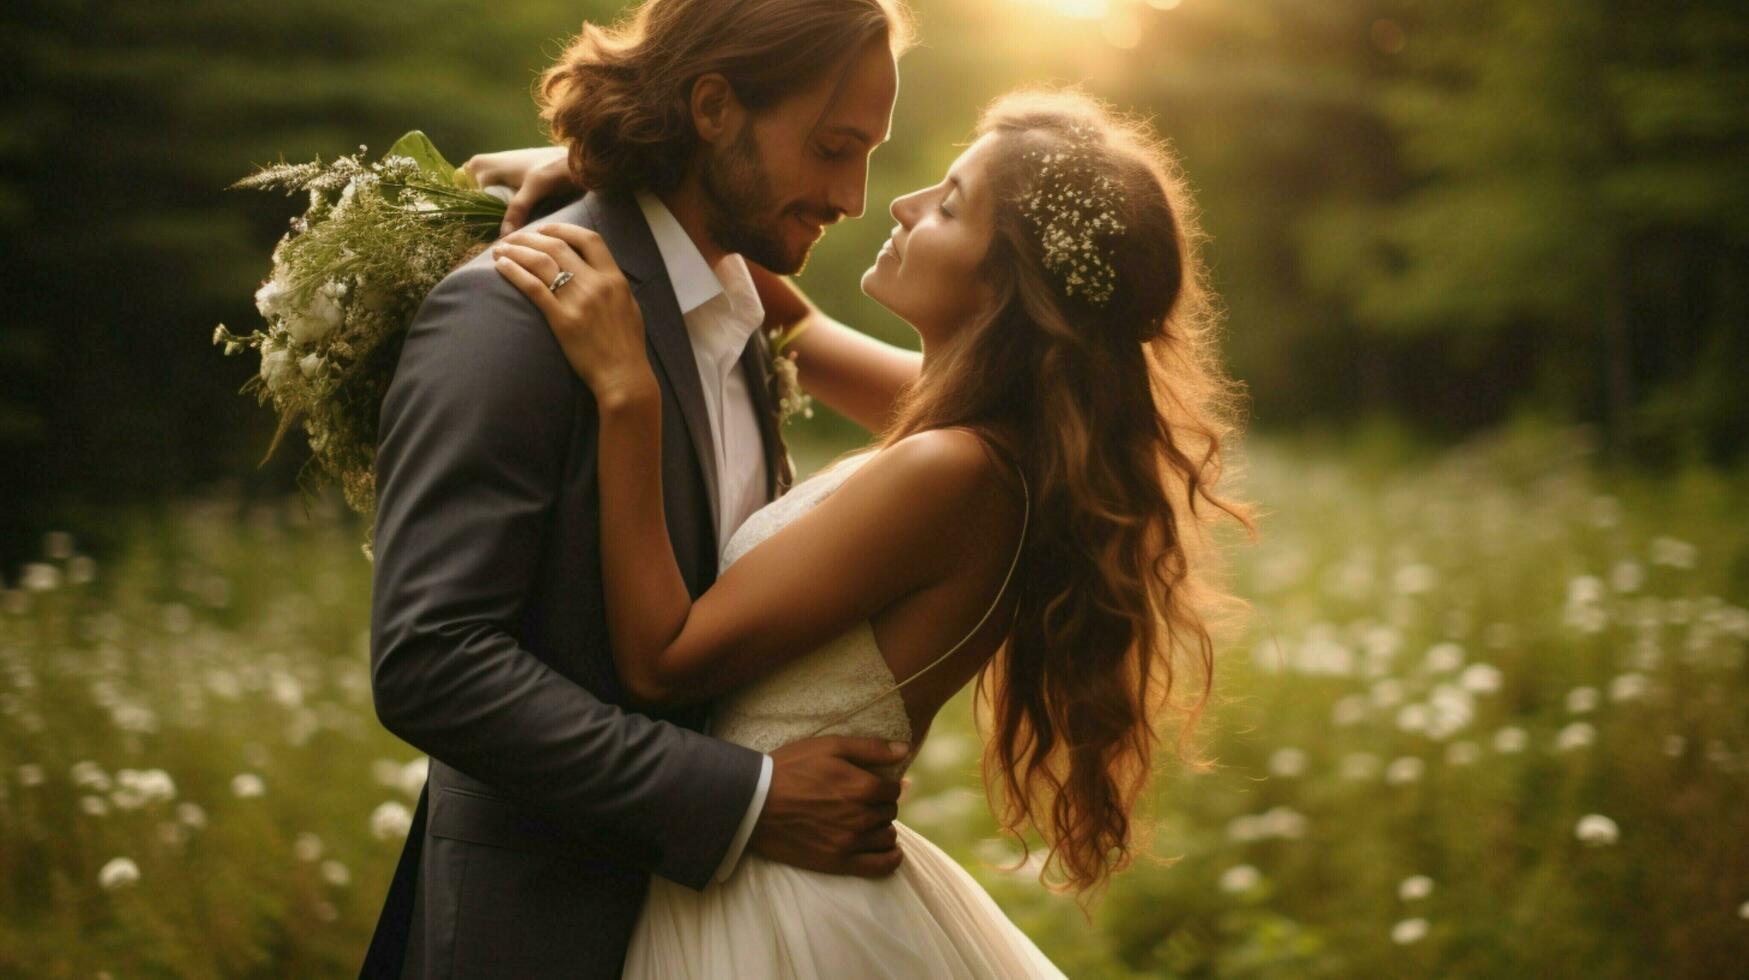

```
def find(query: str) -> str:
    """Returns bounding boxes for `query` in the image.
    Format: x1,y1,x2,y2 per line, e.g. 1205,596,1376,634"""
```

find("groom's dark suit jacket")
364,190,793,978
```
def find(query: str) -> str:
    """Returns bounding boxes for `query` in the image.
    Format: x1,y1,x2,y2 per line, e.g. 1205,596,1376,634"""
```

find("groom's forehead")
787,42,898,144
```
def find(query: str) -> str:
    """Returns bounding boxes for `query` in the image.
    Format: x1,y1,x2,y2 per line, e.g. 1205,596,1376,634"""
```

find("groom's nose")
826,159,870,219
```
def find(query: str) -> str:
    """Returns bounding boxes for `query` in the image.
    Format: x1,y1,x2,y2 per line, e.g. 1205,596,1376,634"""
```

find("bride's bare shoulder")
855,428,1013,518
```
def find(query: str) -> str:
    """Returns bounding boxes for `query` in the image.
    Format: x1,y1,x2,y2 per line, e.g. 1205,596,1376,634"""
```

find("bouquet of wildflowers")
213,132,507,558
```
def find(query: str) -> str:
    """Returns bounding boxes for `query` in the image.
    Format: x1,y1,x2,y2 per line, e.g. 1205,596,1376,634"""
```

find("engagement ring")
547,270,574,293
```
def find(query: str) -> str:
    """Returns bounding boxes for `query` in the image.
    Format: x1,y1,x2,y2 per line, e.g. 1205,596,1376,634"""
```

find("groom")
364,0,916,976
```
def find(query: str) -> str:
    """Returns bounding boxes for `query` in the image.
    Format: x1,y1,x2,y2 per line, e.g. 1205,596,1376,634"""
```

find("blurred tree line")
2,0,1743,567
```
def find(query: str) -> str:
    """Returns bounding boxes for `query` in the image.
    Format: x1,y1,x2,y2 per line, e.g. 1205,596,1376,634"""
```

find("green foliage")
3,432,1745,977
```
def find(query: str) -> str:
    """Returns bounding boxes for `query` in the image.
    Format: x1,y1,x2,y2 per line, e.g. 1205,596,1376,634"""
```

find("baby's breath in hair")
1017,124,1126,308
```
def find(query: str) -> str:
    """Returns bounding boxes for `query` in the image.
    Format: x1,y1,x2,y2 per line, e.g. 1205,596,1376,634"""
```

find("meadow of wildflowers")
2,428,1744,977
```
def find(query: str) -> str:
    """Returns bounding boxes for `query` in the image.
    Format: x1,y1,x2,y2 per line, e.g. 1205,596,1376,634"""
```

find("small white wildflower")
1565,686,1599,714
371,800,413,841
1445,741,1481,766
1459,662,1503,694
320,859,351,887
1575,813,1619,846
98,857,141,891
1649,536,1697,570
1396,703,1431,734
1268,747,1308,778
16,764,44,786
231,773,266,798
1384,756,1425,785
298,352,325,379
1259,806,1308,840
20,564,60,592
1225,814,1263,843
176,802,208,829
399,757,430,798
1423,642,1464,673
1393,564,1438,595
1610,560,1644,593
1609,673,1649,703
1219,864,1261,894
1555,722,1595,752
294,832,324,863
1332,694,1371,727
1398,875,1434,901
81,795,110,816
1493,726,1528,754
1340,752,1381,781
259,348,298,395
1567,575,1605,606
1737,900,1749,921
1391,917,1429,945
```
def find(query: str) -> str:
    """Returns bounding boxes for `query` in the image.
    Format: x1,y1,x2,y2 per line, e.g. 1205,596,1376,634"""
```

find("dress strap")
802,447,1030,740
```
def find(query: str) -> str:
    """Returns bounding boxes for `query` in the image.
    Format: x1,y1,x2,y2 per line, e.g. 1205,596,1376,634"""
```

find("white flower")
1565,686,1599,714
294,832,324,863
254,273,291,320
284,281,346,345
1370,678,1406,709
1555,722,1595,752
1391,917,1429,945
1738,899,1749,921
118,768,176,803
1396,703,1431,734
1339,752,1381,781
1609,673,1649,703
1566,575,1605,606
16,763,45,786
80,795,110,816
20,564,60,592
1399,875,1434,901
1493,726,1528,754
298,352,326,379
1445,741,1481,766
320,859,351,887
1384,756,1424,785
1459,662,1503,694
1423,643,1464,673
1332,694,1371,727
1225,815,1263,842
1219,864,1261,894
371,800,413,841
1575,813,1619,846
1649,536,1697,570
98,857,141,890
231,773,266,798
1393,564,1438,595
1610,560,1644,593
1268,747,1308,778
1259,806,1308,839
399,757,429,798
259,349,298,394
176,802,207,829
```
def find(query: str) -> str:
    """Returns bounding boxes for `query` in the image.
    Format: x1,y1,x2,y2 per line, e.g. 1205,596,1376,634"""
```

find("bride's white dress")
622,449,1064,978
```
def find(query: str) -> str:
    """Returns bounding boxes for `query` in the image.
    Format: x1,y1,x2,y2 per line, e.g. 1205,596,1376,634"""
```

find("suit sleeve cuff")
712,753,772,882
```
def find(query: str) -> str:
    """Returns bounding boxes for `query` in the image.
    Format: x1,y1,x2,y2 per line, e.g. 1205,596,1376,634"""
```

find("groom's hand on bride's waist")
749,737,909,879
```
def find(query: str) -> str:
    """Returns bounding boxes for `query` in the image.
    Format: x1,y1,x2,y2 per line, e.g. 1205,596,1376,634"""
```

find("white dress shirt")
634,191,774,883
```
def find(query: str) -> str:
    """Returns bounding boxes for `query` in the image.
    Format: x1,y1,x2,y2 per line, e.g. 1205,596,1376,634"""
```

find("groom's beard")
700,125,829,276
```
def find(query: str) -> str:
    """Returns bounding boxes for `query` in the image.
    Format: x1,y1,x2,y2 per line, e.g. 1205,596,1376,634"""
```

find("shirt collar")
635,189,765,362
635,189,724,316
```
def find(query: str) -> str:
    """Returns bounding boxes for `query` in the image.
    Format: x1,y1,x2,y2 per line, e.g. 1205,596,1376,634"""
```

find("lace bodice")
706,448,1027,783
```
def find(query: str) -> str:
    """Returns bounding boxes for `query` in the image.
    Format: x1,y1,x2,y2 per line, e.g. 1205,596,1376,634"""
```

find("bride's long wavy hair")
879,89,1256,903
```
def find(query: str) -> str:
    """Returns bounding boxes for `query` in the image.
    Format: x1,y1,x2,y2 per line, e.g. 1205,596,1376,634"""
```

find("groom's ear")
689,72,745,146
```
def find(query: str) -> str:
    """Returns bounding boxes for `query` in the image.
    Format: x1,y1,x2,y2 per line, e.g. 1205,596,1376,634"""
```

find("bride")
482,88,1252,977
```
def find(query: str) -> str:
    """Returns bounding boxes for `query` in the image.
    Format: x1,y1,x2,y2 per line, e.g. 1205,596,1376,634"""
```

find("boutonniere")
766,321,814,426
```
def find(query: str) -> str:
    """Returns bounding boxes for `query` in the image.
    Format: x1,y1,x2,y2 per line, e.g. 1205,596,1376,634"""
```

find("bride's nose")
889,189,925,228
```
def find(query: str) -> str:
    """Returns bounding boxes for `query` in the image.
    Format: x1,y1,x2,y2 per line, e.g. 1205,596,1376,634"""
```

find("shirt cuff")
713,753,772,883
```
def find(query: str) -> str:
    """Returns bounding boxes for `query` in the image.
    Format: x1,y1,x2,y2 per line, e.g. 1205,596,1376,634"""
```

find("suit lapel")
739,329,793,500
580,191,723,543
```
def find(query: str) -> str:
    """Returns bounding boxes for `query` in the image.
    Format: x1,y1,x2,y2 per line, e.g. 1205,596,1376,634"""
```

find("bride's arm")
750,266,921,433
493,225,1000,709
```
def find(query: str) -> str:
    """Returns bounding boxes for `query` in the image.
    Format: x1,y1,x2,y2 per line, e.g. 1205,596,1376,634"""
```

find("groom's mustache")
785,204,844,228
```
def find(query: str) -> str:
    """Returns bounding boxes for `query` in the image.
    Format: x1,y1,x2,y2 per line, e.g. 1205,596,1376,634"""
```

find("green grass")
2,428,1745,978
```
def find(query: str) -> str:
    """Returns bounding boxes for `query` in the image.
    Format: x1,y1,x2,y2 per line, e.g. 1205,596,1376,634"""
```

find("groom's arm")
369,259,761,891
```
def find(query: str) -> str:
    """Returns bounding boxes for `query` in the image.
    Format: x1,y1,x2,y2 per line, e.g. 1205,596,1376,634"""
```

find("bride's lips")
878,237,899,262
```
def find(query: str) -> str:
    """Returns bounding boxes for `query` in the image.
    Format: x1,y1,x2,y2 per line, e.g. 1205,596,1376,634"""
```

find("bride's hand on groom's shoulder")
491,224,655,406
462,145,581,238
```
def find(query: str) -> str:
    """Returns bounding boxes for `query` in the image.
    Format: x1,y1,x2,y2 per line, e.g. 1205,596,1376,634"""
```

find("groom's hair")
535,0,914,195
